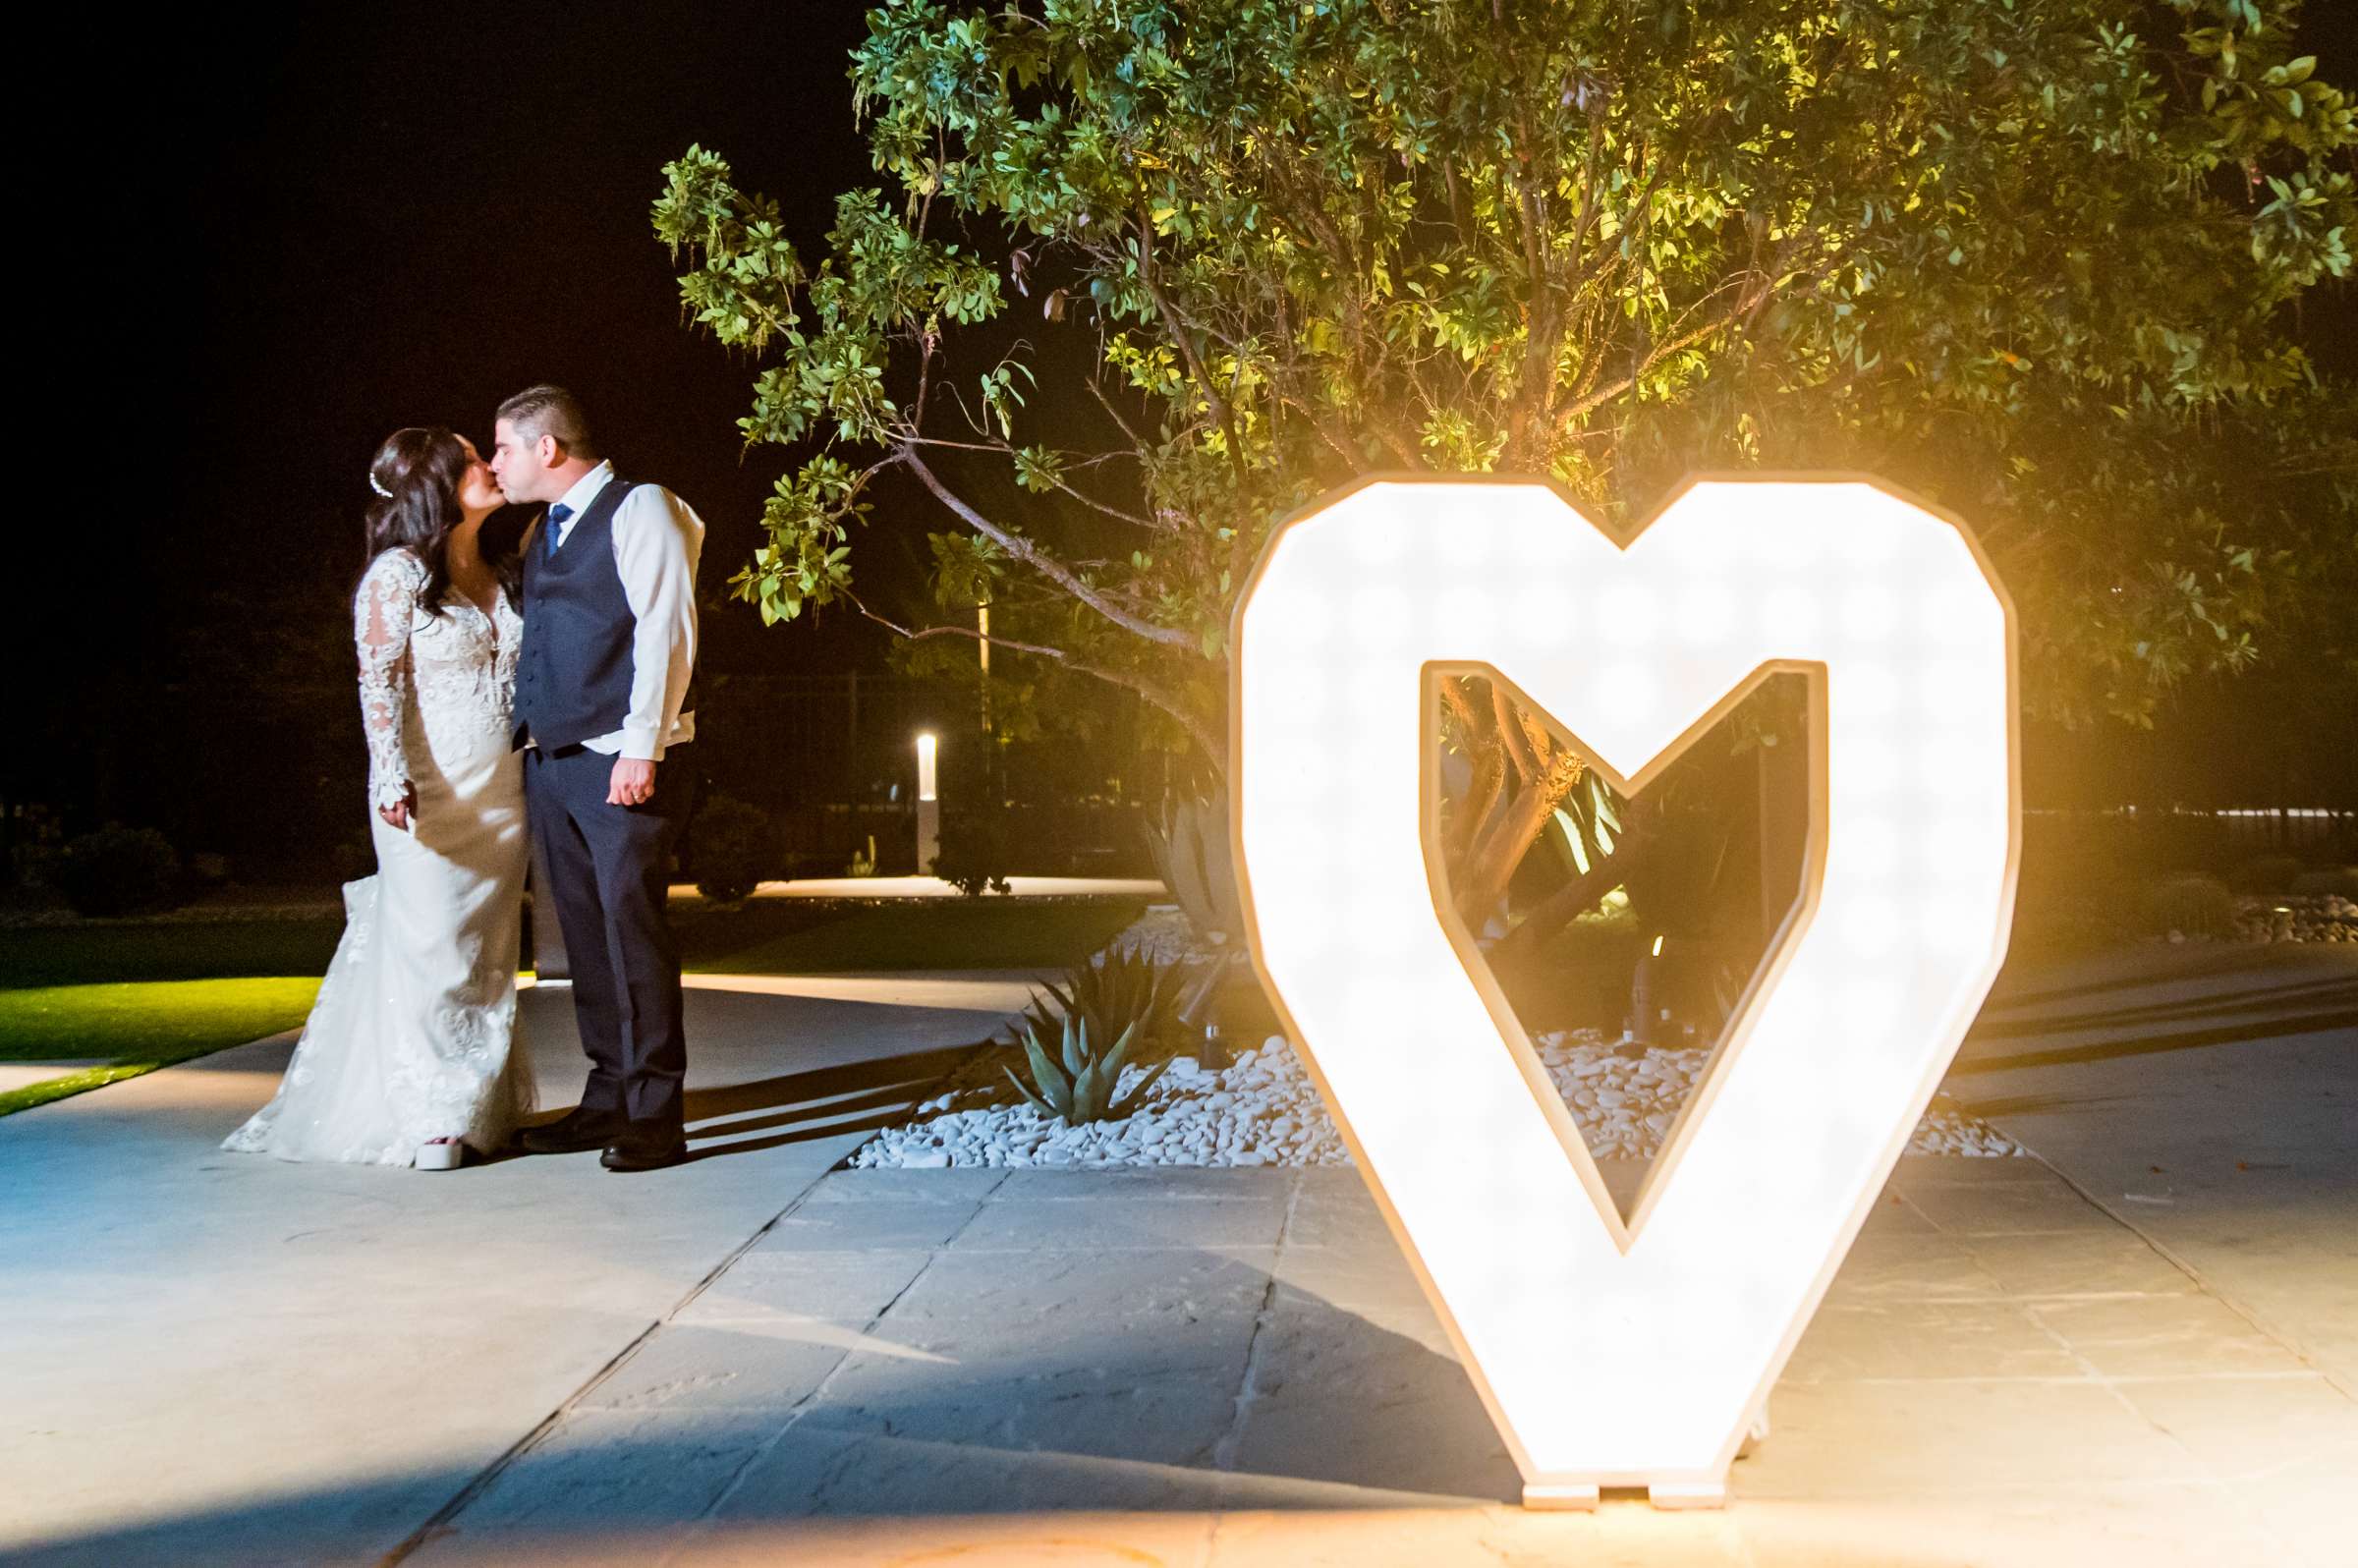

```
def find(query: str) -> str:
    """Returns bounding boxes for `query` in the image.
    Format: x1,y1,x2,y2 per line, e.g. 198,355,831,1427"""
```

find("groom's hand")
608,757,657,808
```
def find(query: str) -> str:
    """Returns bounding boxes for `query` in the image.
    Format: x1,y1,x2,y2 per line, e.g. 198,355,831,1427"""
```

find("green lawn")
0,894,1149,1118
0,978,323,1117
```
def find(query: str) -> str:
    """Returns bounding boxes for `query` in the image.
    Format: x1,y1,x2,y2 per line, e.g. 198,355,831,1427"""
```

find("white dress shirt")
536,461,702,761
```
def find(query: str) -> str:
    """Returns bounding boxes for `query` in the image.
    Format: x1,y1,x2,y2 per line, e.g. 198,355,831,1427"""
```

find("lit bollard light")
915,732,940,877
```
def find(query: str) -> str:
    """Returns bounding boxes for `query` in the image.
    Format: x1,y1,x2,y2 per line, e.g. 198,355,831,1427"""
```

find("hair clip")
368,472,393,499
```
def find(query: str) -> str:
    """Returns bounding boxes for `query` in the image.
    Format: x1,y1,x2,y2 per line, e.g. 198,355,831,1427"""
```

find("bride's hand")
379,784,417,831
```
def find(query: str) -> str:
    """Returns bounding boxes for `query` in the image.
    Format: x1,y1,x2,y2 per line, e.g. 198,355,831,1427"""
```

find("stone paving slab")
0,981,1019,1568
1955,941,2358,1390
392,1156,2357,1568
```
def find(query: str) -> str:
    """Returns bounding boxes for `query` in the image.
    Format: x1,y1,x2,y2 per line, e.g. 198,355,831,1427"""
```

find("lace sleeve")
356,550,427,811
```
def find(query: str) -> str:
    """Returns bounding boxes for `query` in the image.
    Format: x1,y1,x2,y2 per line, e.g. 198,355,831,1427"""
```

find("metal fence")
35,673,1159,882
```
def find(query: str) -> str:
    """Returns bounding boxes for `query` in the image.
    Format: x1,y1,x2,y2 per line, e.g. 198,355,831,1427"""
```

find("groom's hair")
497,384,596,461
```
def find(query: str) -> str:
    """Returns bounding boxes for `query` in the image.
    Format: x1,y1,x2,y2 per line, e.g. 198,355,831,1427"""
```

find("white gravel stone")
2229,893,2358,945
847,1028,2026,1170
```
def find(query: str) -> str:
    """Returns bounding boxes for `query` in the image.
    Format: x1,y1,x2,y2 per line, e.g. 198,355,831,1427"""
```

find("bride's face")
456,438,503,514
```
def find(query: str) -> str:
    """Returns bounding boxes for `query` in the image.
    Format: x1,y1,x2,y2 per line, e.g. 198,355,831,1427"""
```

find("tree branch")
1459,733,1584,925
896,446,1195,648
986,437,1168,531
1491,679,1540,786
1488,823,1656,970
1556,273,1780,428
849,591,1224,765
1135,212,1252,491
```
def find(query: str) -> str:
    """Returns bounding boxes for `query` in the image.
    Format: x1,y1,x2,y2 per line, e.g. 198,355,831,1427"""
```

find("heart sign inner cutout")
1229,476,2019,1507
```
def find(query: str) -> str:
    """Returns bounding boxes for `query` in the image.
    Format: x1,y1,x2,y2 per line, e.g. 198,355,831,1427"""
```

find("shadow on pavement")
9,1280,1521,1567
1953,1006,2358,1075
1968,976,2358,1039
501,1042,990,1166
681,1041,982,1162
1983,941,2342,1009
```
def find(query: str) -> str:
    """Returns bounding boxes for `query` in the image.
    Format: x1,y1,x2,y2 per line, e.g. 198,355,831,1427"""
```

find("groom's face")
491,418,553,505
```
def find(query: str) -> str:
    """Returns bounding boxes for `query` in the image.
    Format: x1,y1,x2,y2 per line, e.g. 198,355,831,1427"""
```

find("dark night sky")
16,2,2357,808
28,3,895,712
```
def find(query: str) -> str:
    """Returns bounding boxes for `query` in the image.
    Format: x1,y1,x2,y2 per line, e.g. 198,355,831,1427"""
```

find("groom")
491,385,705,1172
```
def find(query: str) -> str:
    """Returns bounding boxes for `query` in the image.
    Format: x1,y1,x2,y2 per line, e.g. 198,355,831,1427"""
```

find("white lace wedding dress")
225,548,535,1166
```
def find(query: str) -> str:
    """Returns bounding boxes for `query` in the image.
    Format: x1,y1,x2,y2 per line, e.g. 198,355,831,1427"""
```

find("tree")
654,0,2356,927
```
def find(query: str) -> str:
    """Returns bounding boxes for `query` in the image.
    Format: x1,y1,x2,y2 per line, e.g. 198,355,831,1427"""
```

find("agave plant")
1005,1014,1171,1126
1145,795,1244,947
1004,943,1186,1058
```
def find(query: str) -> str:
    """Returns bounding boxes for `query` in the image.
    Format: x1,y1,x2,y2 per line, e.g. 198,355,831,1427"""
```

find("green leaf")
1098,1021,1139,1085
1069,1055,1105,1122
1550,807,1592,876
663,0,2358,747
1022,1028,1072,1118
1004,1064,1057,1117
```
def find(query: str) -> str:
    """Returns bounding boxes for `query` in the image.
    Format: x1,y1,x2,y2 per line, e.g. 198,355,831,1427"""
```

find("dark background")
9,2,2356,878
65,2,893,684
15,3,919,875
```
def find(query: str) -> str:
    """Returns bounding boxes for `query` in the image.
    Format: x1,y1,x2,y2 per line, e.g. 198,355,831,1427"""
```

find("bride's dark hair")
361,426,519,615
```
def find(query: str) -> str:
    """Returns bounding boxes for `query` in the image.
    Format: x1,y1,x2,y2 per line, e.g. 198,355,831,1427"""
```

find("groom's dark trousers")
526,744,696,1136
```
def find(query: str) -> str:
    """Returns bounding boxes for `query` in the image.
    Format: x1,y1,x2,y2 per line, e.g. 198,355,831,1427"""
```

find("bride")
226,426,534,1170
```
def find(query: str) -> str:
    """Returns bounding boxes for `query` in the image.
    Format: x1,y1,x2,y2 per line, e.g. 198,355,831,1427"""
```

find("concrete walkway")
1956,941,2358,1392
7,944,2354,1566
60,1157,2338,1568
0,975,1035,1567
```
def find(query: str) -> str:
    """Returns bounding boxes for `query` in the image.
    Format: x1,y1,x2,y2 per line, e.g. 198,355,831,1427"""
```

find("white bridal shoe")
415,1138,465,1172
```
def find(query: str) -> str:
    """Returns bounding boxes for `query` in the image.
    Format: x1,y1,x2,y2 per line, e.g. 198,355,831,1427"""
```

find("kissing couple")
226,385,706,1174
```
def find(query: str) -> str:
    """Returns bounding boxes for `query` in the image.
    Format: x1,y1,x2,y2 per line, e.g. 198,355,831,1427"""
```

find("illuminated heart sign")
1230,476,2018,1508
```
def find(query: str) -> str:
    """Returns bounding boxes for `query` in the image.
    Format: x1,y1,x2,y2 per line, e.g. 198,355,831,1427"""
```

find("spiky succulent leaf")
1021,1026,1073,1119
1002,977,1078,1054
1097,1021,1140,1086
1004,1064,1059,1117
1060,1015,1089,1081
1069,1054,1106,1122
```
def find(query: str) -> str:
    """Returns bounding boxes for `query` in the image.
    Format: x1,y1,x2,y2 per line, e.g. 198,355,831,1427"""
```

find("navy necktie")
545,503,573,557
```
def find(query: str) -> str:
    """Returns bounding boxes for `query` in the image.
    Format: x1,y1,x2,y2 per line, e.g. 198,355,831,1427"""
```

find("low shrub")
2227,854,2305,895
932,811,1013,897
691,795,775,905
2139,873,2235,940
54,825,184,918
1004,943,1188,1059
2290,865,2358,900
2006,887,2133,959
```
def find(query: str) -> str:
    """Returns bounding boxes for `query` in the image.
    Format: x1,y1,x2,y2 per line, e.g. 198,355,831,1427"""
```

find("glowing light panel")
1230,476,2019,1506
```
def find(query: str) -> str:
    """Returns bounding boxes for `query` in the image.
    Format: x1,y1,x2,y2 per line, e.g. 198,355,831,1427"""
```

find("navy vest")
515,475,657,752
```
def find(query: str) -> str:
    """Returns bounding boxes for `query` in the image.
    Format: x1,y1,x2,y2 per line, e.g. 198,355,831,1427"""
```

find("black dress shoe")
600,1127,689,1172
518,1106,627,1155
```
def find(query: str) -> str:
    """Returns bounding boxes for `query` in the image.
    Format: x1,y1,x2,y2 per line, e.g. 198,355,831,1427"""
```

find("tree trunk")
1488,820,1656,971
1436,675,1589,928
1455,752,1585,925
